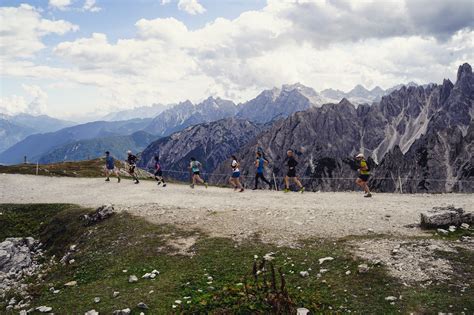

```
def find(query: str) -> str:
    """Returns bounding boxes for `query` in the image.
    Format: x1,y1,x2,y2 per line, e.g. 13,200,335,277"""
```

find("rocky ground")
1,174,473,245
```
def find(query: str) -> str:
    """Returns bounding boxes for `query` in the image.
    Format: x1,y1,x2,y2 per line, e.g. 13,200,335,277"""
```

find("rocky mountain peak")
457,63,472,82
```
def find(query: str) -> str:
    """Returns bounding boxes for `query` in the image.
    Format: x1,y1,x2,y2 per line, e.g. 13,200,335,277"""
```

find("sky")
0,0,473,121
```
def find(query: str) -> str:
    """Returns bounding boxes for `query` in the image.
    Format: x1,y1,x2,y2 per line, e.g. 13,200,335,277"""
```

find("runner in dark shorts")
127,150,139,184
104,151,120,183
355,153,372,197
229,155,244,192
253,152,272,190
189,157,208,189
153,155,166,187
284,149,304,193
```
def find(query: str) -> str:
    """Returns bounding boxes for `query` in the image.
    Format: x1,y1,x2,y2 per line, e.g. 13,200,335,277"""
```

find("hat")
356,153,364,158
127,150,132,154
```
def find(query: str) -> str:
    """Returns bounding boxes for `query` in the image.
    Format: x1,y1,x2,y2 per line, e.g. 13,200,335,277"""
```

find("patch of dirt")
349,239,469,285
166,236,198,256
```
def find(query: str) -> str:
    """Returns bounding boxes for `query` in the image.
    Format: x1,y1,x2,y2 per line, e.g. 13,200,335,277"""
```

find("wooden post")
36,162,39,176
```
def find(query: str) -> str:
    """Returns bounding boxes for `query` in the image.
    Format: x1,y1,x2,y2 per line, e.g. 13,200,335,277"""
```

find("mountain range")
0,118,151,164
0,114,74,153
102,103,171,121
138,118,262,181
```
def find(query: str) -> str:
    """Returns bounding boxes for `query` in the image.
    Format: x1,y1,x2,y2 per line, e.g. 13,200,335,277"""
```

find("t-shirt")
287,157,298,170
154,161,161,171
360,159,370,175
127,154,137,165
190,161,201,173
257,157,264,173
105,156,114,169
231,160,239,173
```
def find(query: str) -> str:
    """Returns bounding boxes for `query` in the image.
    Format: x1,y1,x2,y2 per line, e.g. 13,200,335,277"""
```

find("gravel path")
1,174,473,244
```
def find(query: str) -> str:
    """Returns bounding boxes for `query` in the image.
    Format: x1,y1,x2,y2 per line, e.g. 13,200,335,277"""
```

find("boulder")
137,302,149,309
128,275,138,283
36,306,53,313
358,264,369,274
297,308,310,315
420,206,473,228
85,310,99,315
83,205,115,226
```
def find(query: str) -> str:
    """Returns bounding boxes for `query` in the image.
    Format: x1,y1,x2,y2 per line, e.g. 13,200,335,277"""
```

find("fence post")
398,175,403,194
273,172,278,191
36,162,39,176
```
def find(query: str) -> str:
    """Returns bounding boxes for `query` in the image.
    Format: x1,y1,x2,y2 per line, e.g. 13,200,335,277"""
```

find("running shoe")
135,180,140,184
299,187,305,194
284,189,290,193
105,178,110,182
190,184,195,189
205,183,208,189
163,183,167,187
364,193,372,198
117,178,121,183
239,188,244,192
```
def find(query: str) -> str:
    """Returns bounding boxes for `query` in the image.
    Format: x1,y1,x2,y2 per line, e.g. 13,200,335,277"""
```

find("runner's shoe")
105,178,110,182
205,183,208,189
162,183,167,187
239,188,244,192
117,177,121,183
190,184,195,189
364,192,372,198
284,188,290,193
299,187,305,194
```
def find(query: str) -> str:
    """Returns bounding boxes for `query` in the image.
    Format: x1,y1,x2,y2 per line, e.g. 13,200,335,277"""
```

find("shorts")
128,165,136,173
154,170,163,177
106,166,115,171
232,171,241,178
358,174,370,182
193,171,200,176
287,169,296,178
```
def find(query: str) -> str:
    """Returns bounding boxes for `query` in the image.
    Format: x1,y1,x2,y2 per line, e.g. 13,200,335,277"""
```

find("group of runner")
103,149,372,197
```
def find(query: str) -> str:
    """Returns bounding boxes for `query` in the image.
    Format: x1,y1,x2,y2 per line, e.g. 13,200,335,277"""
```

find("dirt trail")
1,174,473,244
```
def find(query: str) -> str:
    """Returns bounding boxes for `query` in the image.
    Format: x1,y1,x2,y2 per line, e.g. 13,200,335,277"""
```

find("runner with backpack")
153,155,166,187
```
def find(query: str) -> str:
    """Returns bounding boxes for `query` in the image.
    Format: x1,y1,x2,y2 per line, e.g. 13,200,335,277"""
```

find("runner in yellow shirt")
355,153,372,198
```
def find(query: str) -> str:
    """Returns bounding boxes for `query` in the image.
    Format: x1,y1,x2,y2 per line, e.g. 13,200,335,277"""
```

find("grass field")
1,204,473,314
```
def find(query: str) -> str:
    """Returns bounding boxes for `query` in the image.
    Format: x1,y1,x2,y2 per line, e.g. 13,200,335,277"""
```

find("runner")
153,155,166,187
284,149,304,193
253,151,272,190
189,157,208,189
104,151,120,183
126,150,140,184
355,153,372,197
229,155,244,192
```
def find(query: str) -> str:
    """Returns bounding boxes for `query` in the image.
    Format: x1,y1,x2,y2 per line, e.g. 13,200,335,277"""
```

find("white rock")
437,228,449,235
319,257,334,265
36,306,53,312
113,291,120,297
448,225,456,232
112,308,131,315
150,273,156,279
385,296,397,301
299,271,309,278
142,273,151,279
358,264,369,274
64,280,77,286
128,275,138,283
368,228,375,233
175,299,182,304
151,269,159,274
137,302,149,309
70,245,77,251
345,270,351,275
53,290,60,294
85,310,99,315
460,223,469,230
297,308,310,315
263,252,275,261
94,297,100,303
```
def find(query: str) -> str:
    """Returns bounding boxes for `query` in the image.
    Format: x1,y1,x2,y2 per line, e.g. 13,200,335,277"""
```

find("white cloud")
0,4,78,59
161,0,171,4
177,0,206,15
0,85,48,115
49,0,72,10
1,0,473,117
83,0,101,12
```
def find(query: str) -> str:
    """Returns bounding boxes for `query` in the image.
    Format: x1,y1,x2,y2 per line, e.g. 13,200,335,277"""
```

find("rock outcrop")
420,206,474,228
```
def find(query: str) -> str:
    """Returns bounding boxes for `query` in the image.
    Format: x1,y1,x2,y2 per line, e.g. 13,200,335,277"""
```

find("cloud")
49,0,72,10
0,85,48,115
83,0,101,12
178,0,206,15
1,0,473,117
0,4,78,59
161,0,171,4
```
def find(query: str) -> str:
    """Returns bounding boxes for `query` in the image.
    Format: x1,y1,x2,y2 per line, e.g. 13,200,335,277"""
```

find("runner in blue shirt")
253,152,272,190
104,151,120,183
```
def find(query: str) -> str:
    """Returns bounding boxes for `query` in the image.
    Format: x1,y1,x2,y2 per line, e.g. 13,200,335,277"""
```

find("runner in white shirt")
229,155,244,192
